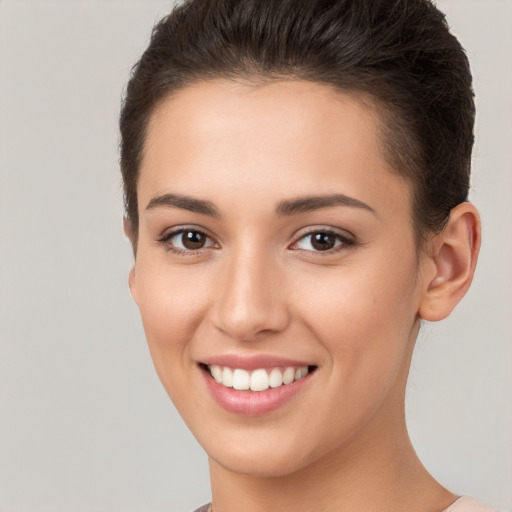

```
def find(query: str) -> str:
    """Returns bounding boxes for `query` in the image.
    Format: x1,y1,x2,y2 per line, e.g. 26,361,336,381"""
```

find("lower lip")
201,368,312,416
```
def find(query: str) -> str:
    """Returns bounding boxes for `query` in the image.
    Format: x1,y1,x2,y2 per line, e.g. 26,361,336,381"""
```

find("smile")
199,358,317,415
207,365,310,392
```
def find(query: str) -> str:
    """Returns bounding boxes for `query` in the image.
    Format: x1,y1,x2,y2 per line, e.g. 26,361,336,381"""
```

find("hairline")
127,74,431,253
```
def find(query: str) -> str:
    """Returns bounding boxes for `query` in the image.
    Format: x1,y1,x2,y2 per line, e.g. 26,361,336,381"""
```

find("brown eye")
181,230,207,249
293,230,353,253
310,232,337,251
163,228,216,252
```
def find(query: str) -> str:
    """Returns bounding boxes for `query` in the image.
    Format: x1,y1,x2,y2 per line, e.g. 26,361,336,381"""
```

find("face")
129,79,430,477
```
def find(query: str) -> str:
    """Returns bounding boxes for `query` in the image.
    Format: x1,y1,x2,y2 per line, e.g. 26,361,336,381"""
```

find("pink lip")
199,358,315,416
200,354,312,371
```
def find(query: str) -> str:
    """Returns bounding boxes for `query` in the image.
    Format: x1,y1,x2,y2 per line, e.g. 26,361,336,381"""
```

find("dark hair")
120,0,475,247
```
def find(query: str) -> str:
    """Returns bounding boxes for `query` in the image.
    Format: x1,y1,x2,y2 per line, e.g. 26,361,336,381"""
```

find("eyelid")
156,224,355,255
157,225,220,253
292,225,355,241
289,226,356,253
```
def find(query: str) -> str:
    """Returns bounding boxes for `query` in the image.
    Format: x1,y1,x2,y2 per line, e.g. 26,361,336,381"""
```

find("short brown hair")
120,0,475,247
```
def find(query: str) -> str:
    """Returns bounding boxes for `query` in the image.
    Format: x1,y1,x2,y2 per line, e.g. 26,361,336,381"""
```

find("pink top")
442,496,497,511
194,496,497,512
195,496,497,512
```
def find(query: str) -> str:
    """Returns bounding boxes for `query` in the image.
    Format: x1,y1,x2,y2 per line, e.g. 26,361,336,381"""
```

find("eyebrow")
145,192,375,218
275,193,375,216
146,193,220,218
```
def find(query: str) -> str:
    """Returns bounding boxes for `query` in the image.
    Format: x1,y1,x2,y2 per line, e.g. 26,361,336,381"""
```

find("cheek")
294,256,419,383
134,259,211,377
286,267,419,449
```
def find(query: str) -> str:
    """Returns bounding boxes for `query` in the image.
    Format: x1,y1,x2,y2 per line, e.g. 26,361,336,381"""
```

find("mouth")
200,363,315,392
198,359,317,415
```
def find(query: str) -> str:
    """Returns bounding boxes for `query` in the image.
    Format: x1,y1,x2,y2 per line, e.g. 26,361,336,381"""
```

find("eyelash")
157,227,356,256
291,228,356,255
157,227,217,255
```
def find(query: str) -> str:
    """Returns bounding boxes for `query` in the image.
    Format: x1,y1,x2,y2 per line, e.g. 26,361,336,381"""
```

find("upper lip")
199,354,314,371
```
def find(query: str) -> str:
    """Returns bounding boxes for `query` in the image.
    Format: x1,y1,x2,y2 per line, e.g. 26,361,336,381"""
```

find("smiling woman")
119,1,494,511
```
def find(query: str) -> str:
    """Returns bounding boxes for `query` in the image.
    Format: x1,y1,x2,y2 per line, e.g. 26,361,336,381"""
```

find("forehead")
145,78,384,167
139,78,411,219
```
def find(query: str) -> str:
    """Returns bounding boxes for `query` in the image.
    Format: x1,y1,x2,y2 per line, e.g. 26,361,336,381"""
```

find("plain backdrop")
0,1,510,511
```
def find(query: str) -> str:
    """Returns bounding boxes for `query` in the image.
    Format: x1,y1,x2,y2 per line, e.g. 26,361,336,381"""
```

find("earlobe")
419,202,481,322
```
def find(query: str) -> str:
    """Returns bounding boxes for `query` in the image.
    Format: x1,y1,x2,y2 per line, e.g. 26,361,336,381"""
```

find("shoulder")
192,505,211,512
442,496,498,512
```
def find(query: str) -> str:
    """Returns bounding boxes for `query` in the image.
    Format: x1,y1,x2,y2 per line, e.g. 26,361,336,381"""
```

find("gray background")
0,1,510,511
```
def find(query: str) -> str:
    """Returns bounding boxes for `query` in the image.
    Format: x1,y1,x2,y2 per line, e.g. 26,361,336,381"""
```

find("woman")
119,1,494,510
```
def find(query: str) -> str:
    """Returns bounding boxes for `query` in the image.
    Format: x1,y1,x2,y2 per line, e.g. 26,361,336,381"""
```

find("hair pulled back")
120,0,475,246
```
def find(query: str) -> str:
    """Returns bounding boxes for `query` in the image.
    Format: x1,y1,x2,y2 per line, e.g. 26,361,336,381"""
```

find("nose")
210,248,290,342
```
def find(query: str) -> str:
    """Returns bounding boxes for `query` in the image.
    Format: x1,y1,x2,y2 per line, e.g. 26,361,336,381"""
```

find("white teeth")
282,367,295,385
210,365,222,383
269,368,283,388
222,367,233,388
233,369,250,390
208,364,312,391
250,369,269,391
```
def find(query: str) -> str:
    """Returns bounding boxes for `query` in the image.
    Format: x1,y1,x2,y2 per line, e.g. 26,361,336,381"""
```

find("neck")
208,379,456,512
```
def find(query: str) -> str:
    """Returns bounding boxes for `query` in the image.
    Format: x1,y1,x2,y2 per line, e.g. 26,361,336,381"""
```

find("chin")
212,451,308,478
201,428,320,478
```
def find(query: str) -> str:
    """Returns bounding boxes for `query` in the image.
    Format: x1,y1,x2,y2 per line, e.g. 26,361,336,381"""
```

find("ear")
123,216,138,258
419,202,481,322
128,265,139,304
123,216,139,303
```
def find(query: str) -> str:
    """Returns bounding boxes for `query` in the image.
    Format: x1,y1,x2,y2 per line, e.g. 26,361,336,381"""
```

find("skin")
127,79,480,512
